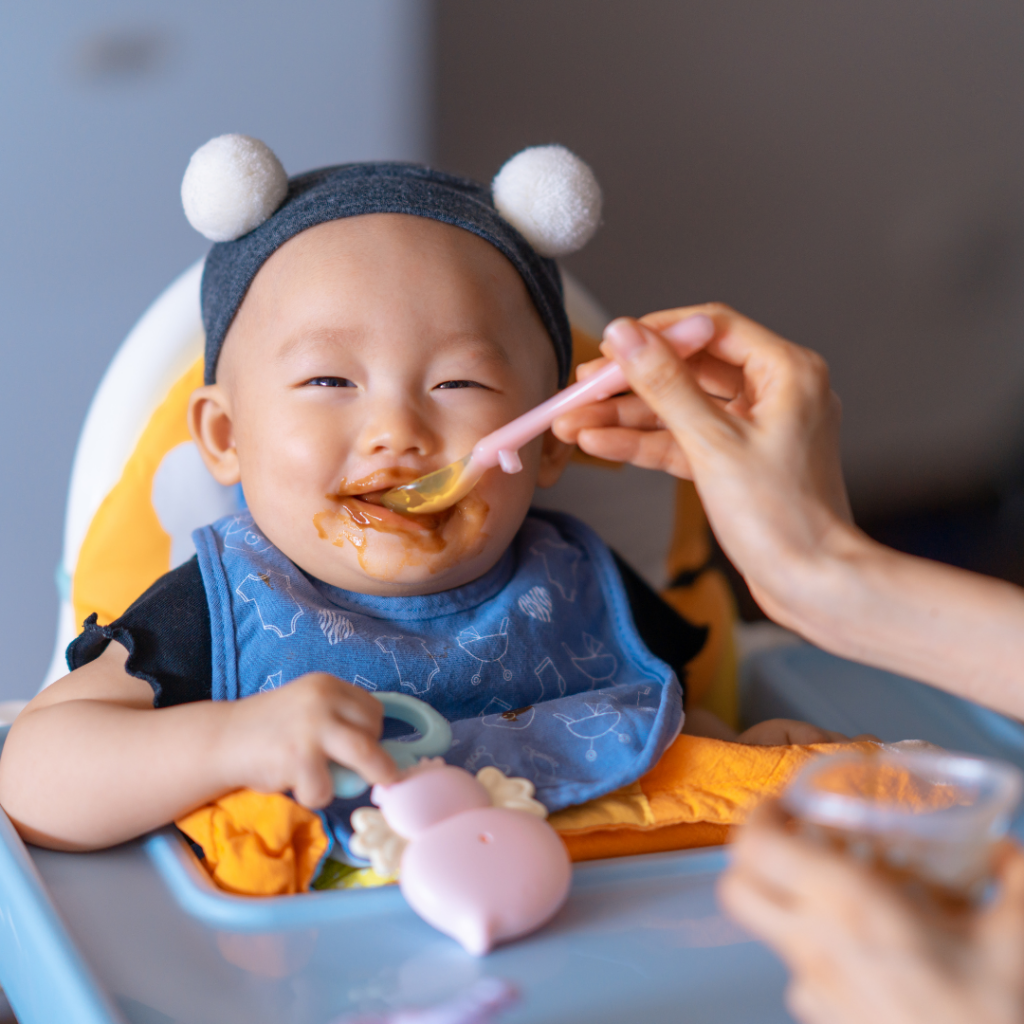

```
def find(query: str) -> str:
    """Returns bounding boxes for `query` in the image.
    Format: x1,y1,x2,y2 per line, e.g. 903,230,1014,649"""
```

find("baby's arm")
0,642,397,851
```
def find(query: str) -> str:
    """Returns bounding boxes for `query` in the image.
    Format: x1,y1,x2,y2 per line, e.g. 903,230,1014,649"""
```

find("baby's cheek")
475,459,537,534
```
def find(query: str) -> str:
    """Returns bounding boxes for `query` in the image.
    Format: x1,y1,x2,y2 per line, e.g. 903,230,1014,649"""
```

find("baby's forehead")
253,215,526,304
221,216,557,383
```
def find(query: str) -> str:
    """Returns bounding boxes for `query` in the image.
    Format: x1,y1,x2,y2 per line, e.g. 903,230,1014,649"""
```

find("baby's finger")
292,757,336,809
821,729,853,744
327,681,386,735
322,723,400,787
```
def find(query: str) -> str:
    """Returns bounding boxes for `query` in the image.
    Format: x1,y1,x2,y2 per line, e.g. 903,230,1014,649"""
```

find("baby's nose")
357,400,438,458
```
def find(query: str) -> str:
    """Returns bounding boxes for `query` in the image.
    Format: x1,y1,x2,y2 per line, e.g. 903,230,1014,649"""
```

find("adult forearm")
0,698,238,850
775,526,1024,719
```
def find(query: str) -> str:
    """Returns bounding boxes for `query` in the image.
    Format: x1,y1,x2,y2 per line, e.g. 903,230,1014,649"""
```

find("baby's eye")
305,376,356,388
435,380,488,390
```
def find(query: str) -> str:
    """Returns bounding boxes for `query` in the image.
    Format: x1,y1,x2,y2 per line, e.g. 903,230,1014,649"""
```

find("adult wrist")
760,520,879,648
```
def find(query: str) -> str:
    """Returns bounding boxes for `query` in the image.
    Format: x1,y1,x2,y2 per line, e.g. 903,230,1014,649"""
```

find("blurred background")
4,0,1024,700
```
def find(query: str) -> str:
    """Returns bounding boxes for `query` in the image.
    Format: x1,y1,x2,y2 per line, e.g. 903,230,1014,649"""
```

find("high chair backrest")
43,266,737,725
43,260,241,687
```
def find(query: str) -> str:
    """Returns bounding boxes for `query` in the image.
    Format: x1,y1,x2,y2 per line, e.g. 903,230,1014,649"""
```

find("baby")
0,139,838,853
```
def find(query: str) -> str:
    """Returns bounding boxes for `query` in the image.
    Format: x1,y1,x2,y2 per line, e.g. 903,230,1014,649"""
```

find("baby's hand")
736,718,854,746
224,673,399,808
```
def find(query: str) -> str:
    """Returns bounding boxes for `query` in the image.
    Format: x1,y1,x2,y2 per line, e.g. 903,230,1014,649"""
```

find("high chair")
3,263,1024,1024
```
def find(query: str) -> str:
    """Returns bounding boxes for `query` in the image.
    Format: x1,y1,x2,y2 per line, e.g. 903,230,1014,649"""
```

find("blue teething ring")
330,692,453,799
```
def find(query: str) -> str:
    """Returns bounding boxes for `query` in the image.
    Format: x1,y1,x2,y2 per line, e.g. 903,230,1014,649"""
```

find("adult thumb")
603,317,734,443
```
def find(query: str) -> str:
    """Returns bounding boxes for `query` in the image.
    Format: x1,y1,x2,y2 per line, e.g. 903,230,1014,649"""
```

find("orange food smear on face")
313,473,490,580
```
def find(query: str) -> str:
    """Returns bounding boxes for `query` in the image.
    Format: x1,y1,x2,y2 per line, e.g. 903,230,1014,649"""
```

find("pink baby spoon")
381,314,716,514
356,761,571,956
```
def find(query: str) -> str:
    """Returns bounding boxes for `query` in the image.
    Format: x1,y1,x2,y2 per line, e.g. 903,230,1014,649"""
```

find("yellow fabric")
73,353,205,627
663,479,740,726
666,478,712,578
664,569,738,726
176,790,329,896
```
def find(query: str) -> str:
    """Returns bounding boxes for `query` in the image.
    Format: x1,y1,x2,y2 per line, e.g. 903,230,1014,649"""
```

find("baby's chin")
309,489,493,592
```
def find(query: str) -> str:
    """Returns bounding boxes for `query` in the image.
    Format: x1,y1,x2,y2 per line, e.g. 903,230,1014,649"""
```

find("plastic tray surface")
9,642,1024,1023
22,837,791,1024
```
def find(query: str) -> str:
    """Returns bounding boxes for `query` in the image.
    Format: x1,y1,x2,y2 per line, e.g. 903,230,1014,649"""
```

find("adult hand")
552,304,856,629
718,801,1024,1024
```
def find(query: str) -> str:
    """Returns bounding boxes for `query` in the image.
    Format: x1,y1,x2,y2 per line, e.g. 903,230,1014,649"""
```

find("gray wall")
0,1,431,701
436,0,1024,514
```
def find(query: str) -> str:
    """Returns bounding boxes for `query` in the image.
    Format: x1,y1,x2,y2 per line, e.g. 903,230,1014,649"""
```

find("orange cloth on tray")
177,734,880,894
176,790,329,895
550,734,880,861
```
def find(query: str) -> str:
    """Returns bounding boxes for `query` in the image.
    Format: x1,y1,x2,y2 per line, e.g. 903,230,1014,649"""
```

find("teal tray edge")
146,828,729,933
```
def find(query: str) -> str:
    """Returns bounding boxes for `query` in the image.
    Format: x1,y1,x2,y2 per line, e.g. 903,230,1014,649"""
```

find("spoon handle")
471,361,627,471
471,313,716,473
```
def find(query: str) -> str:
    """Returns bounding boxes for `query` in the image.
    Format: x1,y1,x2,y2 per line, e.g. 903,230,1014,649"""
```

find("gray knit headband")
181,136,603,389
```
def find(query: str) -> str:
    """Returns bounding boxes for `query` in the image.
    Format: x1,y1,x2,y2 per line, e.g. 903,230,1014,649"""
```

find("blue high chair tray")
0,795,791,1024
7,642,1024,1024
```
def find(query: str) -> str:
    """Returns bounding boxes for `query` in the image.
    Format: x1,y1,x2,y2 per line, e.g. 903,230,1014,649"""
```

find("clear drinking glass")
781,748,1023,908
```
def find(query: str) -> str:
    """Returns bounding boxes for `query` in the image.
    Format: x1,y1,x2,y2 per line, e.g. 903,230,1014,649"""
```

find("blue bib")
193,508,683,811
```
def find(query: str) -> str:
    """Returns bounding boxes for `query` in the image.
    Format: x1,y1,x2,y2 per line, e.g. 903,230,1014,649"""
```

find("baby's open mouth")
315,466,491,578
356,490,388,507
326,469,457,530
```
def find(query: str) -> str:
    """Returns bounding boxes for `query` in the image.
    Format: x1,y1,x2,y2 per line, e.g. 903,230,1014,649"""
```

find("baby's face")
190,214,570,596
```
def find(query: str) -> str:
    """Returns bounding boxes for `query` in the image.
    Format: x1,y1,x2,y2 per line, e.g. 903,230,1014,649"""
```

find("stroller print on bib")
193,508,684,811
458,618,514,685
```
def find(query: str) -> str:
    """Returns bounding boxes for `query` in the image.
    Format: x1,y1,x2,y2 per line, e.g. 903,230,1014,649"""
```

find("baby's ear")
536,428,574,488
188,385,241,486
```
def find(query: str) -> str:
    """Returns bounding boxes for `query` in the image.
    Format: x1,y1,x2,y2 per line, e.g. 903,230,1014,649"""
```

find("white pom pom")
181,134,288,242
492,145,602,258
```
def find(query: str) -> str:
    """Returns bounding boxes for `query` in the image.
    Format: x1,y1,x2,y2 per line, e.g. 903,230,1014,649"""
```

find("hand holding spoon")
381,314,715,515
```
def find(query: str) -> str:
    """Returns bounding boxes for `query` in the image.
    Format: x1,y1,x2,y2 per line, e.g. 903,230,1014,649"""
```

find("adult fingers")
574,355,613,382
639,303,730,346
644,303,830,423
979,841,1024,953
576,426,695,477
553,394,663,445
602,318,740,451
572,349,742,407
640,303,780,369
731,801,840,899
718,864,798,936
686,349,746,402
785,980,837,1024
735,813,914,938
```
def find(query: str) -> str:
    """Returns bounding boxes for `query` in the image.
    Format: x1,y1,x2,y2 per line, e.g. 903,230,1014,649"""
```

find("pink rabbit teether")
351,760,571,956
